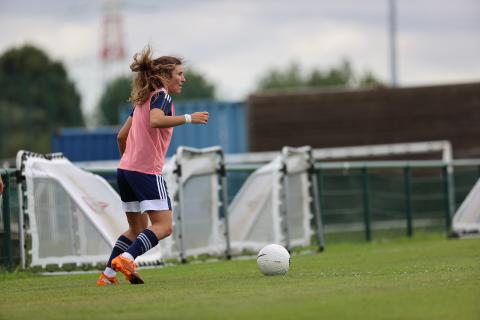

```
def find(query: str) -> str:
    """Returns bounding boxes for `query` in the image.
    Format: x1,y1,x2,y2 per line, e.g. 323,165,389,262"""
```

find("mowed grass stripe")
0,235,478,320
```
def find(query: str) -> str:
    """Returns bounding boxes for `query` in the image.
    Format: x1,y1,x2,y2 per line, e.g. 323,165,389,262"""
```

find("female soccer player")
97,46,209,285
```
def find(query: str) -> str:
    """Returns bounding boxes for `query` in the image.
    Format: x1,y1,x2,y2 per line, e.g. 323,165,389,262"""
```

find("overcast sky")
0,0,479,119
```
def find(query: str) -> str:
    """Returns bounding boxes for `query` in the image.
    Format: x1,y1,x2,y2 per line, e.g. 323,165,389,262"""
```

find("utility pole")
388,0,398,87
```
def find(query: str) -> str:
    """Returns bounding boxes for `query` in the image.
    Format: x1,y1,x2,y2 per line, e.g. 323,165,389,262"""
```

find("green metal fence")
315,161,462,243
0,169,21,270
2,160,480,269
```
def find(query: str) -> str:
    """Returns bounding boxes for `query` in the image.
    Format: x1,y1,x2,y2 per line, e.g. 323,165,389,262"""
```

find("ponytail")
129,45,183,105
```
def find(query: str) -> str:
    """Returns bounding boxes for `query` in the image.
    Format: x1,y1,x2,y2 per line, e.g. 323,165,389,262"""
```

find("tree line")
0,44,383,159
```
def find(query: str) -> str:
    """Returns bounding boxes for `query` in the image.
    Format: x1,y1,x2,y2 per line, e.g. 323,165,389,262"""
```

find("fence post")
404,166,413,237
279,156,291,252
312,167,325,251
1,172,12,269
441,166,453,233
218,152,231,260
361,167,372,241
316,169,325,220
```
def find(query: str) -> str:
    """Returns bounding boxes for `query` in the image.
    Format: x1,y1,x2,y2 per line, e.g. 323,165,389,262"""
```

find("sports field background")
1,234,478,320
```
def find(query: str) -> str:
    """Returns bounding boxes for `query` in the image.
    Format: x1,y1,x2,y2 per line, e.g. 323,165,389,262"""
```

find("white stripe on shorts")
122,201,140,212
156,174,168,199
140,199,170,212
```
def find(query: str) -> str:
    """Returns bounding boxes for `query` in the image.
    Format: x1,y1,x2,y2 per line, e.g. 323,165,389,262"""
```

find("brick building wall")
248,82,480,158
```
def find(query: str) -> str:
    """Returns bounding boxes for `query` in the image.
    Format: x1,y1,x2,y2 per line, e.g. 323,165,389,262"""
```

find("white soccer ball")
256,244,290,275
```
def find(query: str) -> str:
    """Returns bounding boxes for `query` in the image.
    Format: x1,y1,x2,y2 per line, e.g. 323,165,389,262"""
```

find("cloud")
0,15,97,63
400,31,480,84
0,0,98,22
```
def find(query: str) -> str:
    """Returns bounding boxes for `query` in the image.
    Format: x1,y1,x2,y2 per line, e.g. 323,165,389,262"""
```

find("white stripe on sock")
139,233,152,251
115,241,129,251
137,235,148,251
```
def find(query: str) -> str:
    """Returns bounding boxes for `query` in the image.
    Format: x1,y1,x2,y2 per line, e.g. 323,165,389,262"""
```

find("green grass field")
1,234,479,320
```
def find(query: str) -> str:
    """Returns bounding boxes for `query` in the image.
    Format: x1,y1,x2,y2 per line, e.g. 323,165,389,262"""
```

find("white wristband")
184,114,192,123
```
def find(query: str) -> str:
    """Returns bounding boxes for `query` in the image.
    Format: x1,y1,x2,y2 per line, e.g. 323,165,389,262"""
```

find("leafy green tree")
97,76,131,125
256,59,383,92
0,44,84,159
257,62,304,90
357,71,384,87
307,60,354,87
175,68,215,101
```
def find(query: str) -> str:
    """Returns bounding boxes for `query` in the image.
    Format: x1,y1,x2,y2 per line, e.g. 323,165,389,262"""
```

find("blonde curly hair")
129,45,183,105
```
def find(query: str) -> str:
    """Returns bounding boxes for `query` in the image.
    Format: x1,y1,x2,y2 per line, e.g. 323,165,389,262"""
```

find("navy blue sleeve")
150,91,173,116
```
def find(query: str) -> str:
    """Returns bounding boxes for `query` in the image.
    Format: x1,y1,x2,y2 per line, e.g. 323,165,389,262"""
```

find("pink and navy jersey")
119,88,174,175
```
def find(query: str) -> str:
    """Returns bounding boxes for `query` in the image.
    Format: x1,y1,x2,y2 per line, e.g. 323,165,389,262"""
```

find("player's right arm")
117,116,132,156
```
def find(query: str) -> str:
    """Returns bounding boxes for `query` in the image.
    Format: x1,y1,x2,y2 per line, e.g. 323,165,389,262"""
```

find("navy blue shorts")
117,168,172,213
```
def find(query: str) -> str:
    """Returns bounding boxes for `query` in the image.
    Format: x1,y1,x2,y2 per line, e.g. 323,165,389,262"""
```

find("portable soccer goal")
228,146,324,253
160,146,230,262
16,151,129,268
452,178,480,237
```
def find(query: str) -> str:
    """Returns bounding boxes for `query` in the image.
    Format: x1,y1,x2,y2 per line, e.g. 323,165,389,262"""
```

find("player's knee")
151,224,172,238
164,225,173,237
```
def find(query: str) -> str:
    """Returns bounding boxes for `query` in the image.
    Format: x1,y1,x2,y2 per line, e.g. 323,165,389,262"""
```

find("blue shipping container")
52,127,119,161
172,100,248,155
52,100,247,162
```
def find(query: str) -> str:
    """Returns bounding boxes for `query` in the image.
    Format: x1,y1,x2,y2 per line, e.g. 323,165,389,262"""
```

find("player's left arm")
150,109,208,128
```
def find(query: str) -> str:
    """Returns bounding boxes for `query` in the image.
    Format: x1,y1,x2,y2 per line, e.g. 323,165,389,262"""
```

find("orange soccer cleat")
96,272,120,286
111,255,144,284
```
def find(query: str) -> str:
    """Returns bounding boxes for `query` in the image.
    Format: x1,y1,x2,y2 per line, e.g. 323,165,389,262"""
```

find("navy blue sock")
126,229,159,259
107,235,133,268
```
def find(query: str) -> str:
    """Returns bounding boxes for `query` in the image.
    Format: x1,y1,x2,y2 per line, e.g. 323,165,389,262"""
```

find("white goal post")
166,146,231,262
281,146,325,251
228,146,324,252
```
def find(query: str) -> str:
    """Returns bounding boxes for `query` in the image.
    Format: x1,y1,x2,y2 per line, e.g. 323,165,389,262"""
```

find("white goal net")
452,178,480,237
161,146,230,262
228,146,323,252
16,151,128,268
